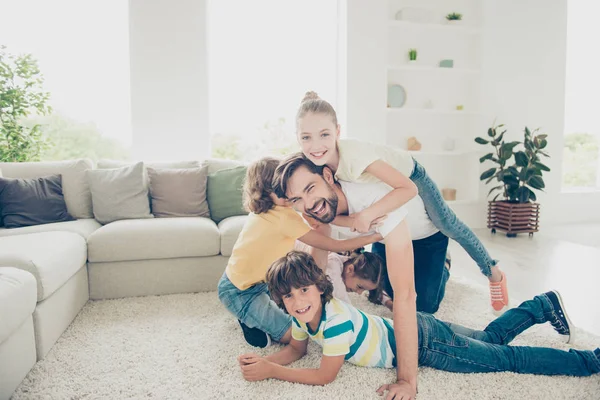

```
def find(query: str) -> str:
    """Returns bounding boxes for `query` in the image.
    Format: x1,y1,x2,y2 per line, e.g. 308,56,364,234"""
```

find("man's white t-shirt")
332,180,438,243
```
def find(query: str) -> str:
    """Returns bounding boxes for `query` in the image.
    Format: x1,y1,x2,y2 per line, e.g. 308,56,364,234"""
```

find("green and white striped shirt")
292,298,397,368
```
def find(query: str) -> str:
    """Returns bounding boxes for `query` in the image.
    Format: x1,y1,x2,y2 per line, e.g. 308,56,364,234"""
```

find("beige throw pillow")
147,166,210,218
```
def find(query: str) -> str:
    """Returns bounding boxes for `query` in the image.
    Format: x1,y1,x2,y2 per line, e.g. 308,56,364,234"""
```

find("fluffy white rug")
13,276,600,400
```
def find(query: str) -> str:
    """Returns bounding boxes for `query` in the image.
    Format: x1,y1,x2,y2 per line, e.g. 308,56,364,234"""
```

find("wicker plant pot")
487,201,540,237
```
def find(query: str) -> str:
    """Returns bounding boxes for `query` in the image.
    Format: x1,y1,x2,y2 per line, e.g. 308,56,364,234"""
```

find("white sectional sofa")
0,268,37,400
0,158,247,399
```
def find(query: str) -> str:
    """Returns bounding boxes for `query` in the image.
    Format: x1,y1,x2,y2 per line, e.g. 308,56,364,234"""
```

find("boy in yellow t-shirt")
218,157,382,348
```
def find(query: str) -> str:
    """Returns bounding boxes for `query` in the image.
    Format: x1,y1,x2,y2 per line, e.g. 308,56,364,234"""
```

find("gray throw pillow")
86,162,153,224
147,166,210,218
0,174,75,228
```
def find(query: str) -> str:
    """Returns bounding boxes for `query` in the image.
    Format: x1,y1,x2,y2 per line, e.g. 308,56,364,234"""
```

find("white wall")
129,0,209,161
343,0,387,143
478,0,600,226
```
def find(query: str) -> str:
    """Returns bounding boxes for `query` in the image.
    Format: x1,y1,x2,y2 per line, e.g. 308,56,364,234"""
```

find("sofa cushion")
0,232,87,301
0,267,37,344
203,158,245,175
0,159,94,219
0,174,74,228
218,215,247,257
86,162,153,224
87,217,220,263
147,166,210,218
207,166,248,223
0,219,102,240
97,159,201,170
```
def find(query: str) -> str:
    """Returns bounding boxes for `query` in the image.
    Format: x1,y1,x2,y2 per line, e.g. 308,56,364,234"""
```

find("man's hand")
239,354,274,382
376,380,417,400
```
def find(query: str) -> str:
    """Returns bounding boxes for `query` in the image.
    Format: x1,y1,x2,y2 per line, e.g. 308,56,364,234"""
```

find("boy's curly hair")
243,156,281,214
267,251,334,312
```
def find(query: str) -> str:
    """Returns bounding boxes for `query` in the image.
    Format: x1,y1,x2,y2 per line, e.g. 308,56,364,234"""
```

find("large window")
208,0,340,161
562,0,600,190
1,0,132,161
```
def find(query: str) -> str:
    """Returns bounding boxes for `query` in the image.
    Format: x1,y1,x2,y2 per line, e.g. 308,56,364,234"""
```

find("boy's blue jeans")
416,293,600,375
410,159,497,277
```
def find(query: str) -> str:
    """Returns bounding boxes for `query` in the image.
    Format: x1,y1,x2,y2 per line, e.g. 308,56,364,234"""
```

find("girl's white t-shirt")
326,252,352,304
335,138,415,183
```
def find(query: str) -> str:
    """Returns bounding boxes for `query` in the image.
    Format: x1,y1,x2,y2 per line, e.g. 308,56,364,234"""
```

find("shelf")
447,199,478,205
389,20,481,35
409,150,481,156
387,108,480,116
388,65,480,74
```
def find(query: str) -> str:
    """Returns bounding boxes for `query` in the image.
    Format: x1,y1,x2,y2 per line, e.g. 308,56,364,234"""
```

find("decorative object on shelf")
408,48,418,63
476,124,550,237
456,105,464,111
395,8,435,23
387,84,407,108
441,188,457,201
442,137,456,151
439,59,454,68
445,12,463,24
423,100,434,109
407,136,422,151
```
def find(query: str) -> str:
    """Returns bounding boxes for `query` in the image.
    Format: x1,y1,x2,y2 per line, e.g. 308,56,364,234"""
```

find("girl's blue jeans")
416,293,600,375
410,159,497,277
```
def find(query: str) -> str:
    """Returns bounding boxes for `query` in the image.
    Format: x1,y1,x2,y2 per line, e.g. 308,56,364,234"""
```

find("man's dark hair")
266,250,334,312
272,152,324,199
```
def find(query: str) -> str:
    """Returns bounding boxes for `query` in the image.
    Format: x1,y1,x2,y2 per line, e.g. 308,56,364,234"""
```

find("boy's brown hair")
243,156,281,214
267,251,333,312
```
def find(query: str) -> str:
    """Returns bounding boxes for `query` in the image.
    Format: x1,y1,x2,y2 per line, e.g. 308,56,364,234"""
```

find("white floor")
449,223,600,336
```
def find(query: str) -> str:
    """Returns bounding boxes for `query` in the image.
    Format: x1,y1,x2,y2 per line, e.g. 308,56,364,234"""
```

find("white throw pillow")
86,162,153,224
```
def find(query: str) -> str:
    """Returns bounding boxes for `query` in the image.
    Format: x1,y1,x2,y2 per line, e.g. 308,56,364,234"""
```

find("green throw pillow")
207,166,248,223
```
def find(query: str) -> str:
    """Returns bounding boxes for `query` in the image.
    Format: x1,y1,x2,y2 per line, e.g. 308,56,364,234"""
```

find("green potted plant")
408,48,418,63
475,124,551,237
446,12,463,24
0,45,52,162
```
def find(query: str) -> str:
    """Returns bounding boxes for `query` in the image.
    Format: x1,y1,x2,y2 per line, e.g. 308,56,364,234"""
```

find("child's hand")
350,212,387,233
240,355,274,382
238,353,260,366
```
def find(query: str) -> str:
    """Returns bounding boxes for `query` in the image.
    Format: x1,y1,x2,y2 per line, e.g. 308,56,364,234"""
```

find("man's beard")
306,192,338,224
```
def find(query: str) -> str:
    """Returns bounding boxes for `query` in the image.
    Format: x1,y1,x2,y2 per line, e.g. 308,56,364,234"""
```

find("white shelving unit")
386,0,483,205
387,65,481,74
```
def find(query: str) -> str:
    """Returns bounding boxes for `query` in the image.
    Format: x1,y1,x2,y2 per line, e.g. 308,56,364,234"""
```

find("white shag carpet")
13,276,600,400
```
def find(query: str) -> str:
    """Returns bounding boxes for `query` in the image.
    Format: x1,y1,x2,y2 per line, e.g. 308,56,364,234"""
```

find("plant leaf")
535,162,550,171
475,137,489,145
528,175,545,190
487,128,495,137
480,168,496,180
479,153,494,163
492,193,501,202
514,151,528,167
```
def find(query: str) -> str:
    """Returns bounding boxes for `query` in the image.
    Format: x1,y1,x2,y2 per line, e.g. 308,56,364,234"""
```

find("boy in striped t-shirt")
238,251,600,393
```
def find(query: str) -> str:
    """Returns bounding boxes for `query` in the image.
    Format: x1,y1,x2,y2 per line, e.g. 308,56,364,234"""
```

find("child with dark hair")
237,251,599,389
218,157,383,349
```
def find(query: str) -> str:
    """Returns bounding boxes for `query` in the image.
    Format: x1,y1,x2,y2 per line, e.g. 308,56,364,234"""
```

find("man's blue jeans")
410,159,497,277
373,230,450,314
416,293,600,375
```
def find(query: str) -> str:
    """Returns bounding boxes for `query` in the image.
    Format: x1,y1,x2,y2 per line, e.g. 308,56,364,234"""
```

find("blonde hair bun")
302,91,320,103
